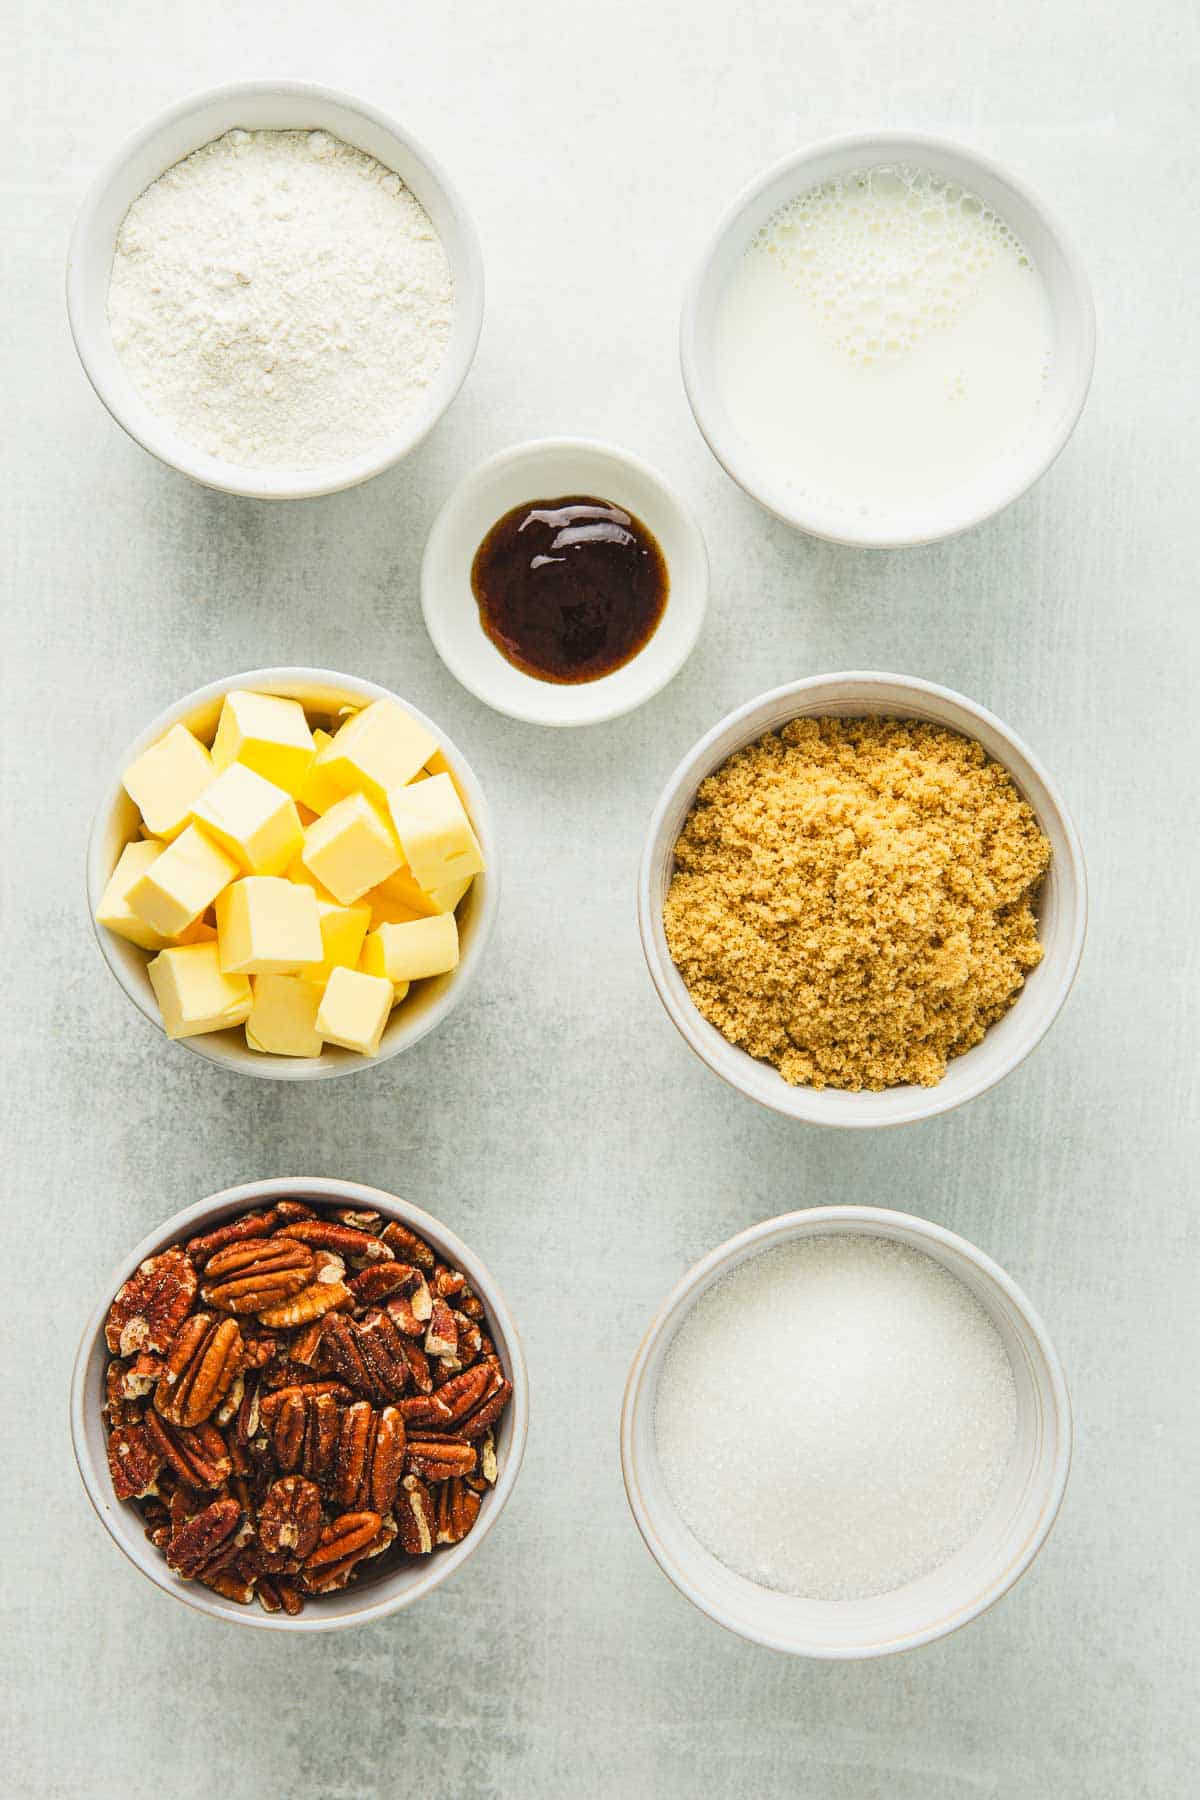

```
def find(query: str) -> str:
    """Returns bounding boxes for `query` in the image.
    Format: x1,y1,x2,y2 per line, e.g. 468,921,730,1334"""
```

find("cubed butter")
215,877,323,975
424,748,471,808
372,865,473,918
387,774,485,893
192,763,304,877
246,975,323,1057
127,825,239,939
300,792,401,905
360,914,459,982
176,915,218,945
313,700,438,807
315,966,393,1057
96,840,170,950
146,941,252,1039
300,898,372,987
210,690,316,797
296,729,345,816
122,723,214,841
364,884,427,930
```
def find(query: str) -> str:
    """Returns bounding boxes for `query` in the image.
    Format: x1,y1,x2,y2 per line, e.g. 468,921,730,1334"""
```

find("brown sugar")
663,717,1051,1091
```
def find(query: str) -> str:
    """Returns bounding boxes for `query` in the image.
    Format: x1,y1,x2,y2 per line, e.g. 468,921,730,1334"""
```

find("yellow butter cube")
192,763,304,876
373,865,473,918
246,975,324,1057
210,690,316,798
387,774,485,893
423,749,471,808
297,729,346,816
315,966,393,1057
286,854,339,904
361,914,459,983
300,792,401,905
127,825,239,939
96,840,170,950
300,898,372,988
123,723,214,841
313,700,438,807
215,877,323,975
176,915,218,945
363,884,427,930
147,941,252,1039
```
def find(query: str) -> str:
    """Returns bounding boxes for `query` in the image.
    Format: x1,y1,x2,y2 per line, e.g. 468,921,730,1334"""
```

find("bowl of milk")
682,133,1094,546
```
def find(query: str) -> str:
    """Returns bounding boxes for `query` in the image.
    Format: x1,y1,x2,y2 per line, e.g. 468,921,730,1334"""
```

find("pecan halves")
154,1314,243,1427
380,1220,435,1268
320,1313,378,1397
107,1423,164,1500
142,1413,232,1490
396,1475,435,1554
186,1211,272,1267
331,1402,406,1512
382,1269,433,1337
256,1252,351,1329
165,1496,243,1580
200,1239,316,1314
258,1475,322,1559
354,1309,412,1401
405,1437,476,1481
275,1220,393,1265
105,1249,197,1358
424,1299,458,1361
304,1510,382,1572
436,1477,482,1546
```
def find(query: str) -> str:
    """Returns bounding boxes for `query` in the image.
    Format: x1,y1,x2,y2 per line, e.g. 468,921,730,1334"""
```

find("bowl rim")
86,665,500,1081
637,671,1088,1128
69,1175,530,1632
619,1203,1073,1659
679,128,1097,547
66,78,484,500
420,435,710,727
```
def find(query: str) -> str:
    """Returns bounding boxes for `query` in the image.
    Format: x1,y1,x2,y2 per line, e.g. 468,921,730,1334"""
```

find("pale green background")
3,2,1197,1795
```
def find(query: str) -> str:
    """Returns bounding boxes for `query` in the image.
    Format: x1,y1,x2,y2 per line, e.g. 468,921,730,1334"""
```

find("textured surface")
3,2,1197,1795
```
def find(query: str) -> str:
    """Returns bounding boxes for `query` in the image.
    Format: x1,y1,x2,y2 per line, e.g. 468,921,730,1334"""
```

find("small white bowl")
621,1205,1071,1659
70,1176,529,1632
681,131,1095,547
639,672,1086,1128
87,666,499,1081
67,80,484,499
420,438,708,726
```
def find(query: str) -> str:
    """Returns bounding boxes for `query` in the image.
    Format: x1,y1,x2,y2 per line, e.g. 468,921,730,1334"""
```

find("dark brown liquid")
470,495,668,684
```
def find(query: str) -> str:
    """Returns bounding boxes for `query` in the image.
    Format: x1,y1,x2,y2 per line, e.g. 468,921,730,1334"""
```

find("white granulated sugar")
655,1233,1018,1600
108,129,454,470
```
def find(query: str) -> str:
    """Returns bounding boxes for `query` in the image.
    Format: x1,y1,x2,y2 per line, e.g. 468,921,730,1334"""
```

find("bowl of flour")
67,81,484,498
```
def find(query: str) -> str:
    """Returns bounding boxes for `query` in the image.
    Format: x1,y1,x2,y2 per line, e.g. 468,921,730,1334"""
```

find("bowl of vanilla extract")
420,437,709,726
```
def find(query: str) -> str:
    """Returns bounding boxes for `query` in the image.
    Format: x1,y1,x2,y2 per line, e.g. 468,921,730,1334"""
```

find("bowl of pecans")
70,1176,528,1630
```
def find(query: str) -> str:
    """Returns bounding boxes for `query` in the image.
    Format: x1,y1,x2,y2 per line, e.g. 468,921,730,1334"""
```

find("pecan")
262,1388,340,1487
405,1437,476,1481
396,1475,435,1554
397,1393,453,1428
187,1211,272,1267
256,1573,304,1616
435,1477,482,1546
429,1363,493,1427
165,1496,243,1580
320,1313,378,1397
142,1413,231,1490
432,1265,467,1302
424,1299,457,1361
380,1220,435,1268
346,1263,414,1308
354,1309,411,1400
480,1430,499,1486
383,1270,433,1337
304,1510,382,1572
276,1220,393,1265
401,1338,433,1394
105,1249,197,1357
256,1268,351,1329
458,1375,512,1442
331,1208,383,1233
267,1199,318,1226
199,1567,256,1605
303,1513,396,1593
258,1475,322,1559
290,1320,326,1367
107,1423,163,1500
201,1239,316,1314
154,1314,242,1427
213,1372,245,1428
331,1401,405,1512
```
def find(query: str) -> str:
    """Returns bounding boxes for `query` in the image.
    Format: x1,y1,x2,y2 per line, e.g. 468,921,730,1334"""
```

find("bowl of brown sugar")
638,673,1086,1128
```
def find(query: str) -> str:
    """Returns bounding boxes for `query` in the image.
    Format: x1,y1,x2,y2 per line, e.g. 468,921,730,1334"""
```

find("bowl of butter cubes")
88,667,499,1078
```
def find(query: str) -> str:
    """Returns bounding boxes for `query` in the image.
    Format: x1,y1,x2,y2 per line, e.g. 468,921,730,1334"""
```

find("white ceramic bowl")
639,672,1086,1128
681,131,1095,546
67,80,484,499
621,1205,1071,1659
421,438,708,726
70,1176,529,1632
87,666,499,1080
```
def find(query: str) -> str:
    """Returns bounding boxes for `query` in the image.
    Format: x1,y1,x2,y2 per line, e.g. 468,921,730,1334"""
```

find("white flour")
108,129,454,471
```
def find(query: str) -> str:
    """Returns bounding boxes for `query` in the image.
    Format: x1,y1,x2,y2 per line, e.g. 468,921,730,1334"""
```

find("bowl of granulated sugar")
67,81,484,499
621,1206,1071,1658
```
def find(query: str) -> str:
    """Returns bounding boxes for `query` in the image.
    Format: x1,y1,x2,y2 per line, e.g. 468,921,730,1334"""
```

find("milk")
713,166,1054,520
